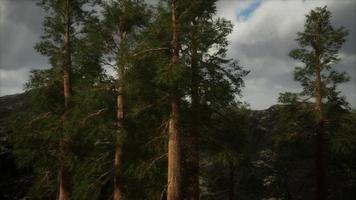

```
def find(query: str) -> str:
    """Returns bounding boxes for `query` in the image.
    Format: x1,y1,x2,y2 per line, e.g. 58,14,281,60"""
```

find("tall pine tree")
100,0,150,199
14,0,99,199
288,6,348,200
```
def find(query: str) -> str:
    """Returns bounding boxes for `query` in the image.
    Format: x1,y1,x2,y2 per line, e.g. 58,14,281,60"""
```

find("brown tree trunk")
114,142,124,200
187,39,199,200
59,140,71,200
315,63,325,200
59,0,72,199
114,65,125,200
167,0,182,199
63,0,72,111
59,167,70,200
168,95,181,200
114,29,127,199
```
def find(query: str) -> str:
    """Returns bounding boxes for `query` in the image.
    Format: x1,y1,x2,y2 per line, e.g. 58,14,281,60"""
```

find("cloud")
0,0,48,95
0,0,355,110
0,68,31,95
0,0,48,70
217,0,356,109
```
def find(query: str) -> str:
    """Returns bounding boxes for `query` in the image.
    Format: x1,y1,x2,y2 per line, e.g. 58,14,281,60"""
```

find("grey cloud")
0,0,355,110
217,0,356,109
0,0,48,70
328,0,356,55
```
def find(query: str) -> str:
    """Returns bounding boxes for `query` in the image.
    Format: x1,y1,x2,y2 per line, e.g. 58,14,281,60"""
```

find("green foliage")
287,6,349,103
272,6,355,200
3,2,354,200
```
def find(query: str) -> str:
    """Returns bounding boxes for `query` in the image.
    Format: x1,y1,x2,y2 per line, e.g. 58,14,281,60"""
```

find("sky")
0,0,355,110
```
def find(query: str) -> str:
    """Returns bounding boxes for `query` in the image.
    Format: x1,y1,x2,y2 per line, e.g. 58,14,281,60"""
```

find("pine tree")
100,1,150,199
0,0,283,199
288,6,348,200
10,0,100,199
181,1,217,198
36,1,79,199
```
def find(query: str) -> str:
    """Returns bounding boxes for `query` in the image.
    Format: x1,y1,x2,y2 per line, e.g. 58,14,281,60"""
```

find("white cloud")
0,68,31,95
217,0,356,109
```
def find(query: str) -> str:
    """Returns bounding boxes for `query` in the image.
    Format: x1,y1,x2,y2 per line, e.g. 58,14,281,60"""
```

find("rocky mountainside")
0,93,27,155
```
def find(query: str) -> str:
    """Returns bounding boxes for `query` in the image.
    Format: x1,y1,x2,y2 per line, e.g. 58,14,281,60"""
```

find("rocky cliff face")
1,93,26,153
0,93,26,119
246,105,288,158
0,93,29,155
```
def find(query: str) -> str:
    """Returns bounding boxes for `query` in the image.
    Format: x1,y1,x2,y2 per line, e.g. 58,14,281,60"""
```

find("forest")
0,0,355,200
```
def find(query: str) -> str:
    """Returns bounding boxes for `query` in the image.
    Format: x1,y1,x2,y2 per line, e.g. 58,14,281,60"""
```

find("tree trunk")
59,0,72,199
59,140,71,200
187,38,199,200
114,66,125,200
114,142,124,200
168,95,181,200
114,31,126,200
315,62,325,200
59,165,71,200
63,0,72,111
167,0,182,199
229,162,235,200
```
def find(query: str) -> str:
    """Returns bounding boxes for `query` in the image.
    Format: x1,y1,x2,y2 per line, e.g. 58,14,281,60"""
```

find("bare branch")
27,112,52,126
80,108,108,124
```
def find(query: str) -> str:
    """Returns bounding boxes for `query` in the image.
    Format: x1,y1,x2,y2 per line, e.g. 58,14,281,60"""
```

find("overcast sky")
0,0,355,109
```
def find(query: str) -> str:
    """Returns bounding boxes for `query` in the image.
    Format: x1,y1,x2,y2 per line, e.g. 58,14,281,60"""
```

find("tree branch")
80,108,108,124
27,112,52,126
132,47,169,57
